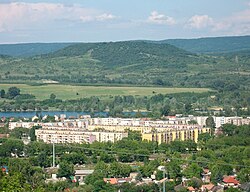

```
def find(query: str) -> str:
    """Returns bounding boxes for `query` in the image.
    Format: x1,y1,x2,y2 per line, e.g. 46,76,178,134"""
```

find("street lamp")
160,166,167,192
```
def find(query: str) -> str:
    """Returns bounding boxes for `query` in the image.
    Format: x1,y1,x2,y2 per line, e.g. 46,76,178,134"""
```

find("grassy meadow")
0,84,212,100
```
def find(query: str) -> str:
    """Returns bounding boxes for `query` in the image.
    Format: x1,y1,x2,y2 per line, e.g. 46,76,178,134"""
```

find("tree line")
0,86,250,117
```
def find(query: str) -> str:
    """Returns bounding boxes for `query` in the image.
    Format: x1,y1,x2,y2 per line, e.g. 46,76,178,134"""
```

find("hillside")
0,40,249,90
49,41,195,68
0,43,74,57
162,35,250,54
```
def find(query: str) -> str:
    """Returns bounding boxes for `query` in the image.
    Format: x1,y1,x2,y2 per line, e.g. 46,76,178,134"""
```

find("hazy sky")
0,0,250,43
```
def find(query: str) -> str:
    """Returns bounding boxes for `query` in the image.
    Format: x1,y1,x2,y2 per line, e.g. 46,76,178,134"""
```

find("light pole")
162,167,167,192
52,141,55,167
163,169,165,192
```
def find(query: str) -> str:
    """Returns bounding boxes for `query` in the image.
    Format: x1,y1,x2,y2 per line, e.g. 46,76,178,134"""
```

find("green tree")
118,150,134,162
206,116,215,128
187,177,203,189
127,130,142,141
0,89,5,98
29,126,42,141
237,168,250,183
57,161,74,178
7,87,21,99
0,139,24,157
198,132,212,143
37,151,50,167
155,170,163,180
10,127,29,139
183,163,202,178
99,152,115,163
166,160,182,180
210,163,233,184
221,124,237,136
161,104,171,116
50,93,56,100
0,172,31,192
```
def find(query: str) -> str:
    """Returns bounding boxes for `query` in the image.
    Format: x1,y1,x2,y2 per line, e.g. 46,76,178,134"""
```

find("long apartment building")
142,127,210,144
88,123,204,133
88,118,210,143
35,126,128,144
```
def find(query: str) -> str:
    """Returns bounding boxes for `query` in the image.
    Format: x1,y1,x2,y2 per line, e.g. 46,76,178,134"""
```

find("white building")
35,126,128,144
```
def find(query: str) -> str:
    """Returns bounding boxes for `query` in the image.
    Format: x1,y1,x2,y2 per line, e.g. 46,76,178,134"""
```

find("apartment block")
35,126,128,144
142,127,210,144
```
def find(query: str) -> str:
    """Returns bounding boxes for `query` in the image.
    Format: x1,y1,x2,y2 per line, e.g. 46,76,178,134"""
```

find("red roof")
223,176,239,185
104,178,118,185
203,168,210,174
202,183,214,190
187,186,195,191
103,178,131,185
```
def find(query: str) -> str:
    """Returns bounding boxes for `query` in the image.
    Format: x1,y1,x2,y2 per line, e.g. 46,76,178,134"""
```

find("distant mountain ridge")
161,35,250,54
0,43,74,57
0,35,249,57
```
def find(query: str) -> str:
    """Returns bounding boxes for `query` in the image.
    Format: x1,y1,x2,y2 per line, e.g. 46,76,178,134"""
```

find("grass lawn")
0,84,212,100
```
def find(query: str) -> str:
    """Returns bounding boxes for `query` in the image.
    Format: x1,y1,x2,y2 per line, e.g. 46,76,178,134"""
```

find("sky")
0,0,250,43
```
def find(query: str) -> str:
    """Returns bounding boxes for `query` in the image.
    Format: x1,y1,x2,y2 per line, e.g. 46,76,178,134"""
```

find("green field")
0,84,212,100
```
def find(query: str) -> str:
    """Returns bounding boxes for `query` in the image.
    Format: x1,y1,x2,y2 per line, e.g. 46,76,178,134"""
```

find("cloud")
186,8,250,35
148,11,175,25
187,15,213,29
211,9,250,34
0,2,116,32
96,13,116,21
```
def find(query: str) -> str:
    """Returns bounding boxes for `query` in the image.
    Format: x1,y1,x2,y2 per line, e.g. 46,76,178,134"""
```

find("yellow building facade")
142,127,210,144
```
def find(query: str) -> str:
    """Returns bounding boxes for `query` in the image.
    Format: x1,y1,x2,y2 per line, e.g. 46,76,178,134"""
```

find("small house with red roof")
222,176,239,188
201,183,215,192
187,186,195,192
103,177,132,185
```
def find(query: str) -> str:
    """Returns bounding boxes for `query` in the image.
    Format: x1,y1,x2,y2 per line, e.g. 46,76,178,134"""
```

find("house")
42,115,48,121
1,166,8,174
158,177,168,184
54,115,59,121
0,134,9,139
0,123,5,127
187,186,195,192
202,168,211,183
45,174,67,183
32,116,39,122
103,177,132,185
222,176,240,188
74,169,94,182
129,172,139,180
201,183,215,192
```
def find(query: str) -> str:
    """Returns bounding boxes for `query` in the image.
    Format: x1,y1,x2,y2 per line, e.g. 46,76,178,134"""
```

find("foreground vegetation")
0,124,249,191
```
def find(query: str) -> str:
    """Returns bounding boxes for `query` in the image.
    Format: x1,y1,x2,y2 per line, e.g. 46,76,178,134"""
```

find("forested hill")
0,40,249,90
162,35,250,54
0,43,74,57
48,41,195,68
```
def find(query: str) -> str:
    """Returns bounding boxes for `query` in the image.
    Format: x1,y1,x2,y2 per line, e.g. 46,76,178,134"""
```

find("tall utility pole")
163,169,166,192
53,142,55,167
